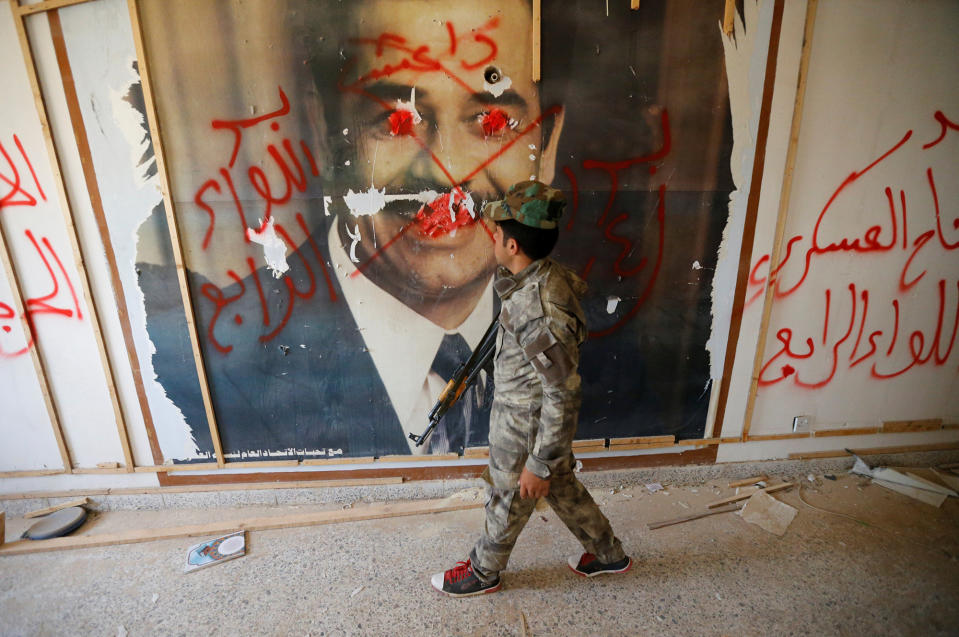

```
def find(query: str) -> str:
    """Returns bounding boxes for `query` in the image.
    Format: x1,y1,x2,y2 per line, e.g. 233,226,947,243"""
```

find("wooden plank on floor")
23,497,90,519
0,497,485,556
728,475,767,488
647,503,741,530
706,483,794,508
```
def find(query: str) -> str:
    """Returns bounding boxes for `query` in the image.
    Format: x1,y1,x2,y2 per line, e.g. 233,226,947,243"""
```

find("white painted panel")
0,2,69,471
0,9,123,468
747,0,959,433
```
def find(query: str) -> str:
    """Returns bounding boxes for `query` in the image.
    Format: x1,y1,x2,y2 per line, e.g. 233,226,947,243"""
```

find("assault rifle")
408,314,500,447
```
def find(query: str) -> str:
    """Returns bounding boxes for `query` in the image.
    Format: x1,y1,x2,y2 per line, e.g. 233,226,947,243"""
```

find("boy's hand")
519,467,550,499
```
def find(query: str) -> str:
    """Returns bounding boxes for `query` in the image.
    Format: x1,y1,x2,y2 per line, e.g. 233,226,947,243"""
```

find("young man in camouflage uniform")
431,180,631,598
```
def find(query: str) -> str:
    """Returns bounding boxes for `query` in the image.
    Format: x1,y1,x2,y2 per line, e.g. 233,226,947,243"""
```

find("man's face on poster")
330,0,558,307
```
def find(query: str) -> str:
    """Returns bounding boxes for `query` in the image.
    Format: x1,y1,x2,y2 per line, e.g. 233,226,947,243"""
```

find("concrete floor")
1,470,958,636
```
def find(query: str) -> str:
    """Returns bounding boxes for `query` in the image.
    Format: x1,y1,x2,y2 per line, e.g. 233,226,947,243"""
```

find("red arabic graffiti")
0,229,82,358
192,87,338,355
0,134,46,210
749,110,958,388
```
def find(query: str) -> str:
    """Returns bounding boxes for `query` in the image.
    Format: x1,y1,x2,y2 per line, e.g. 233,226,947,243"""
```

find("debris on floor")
22,507,87,540
848,452,957,507
184,531,246,573
647,503,742,530
728,475,767,488
739,490,798,536
645,482,664,493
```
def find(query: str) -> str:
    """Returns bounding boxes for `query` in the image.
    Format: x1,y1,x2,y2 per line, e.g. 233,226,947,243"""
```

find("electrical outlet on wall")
792,415,811,433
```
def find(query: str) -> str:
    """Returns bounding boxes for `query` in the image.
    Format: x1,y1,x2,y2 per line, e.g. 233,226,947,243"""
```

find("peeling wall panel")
56,0,200,464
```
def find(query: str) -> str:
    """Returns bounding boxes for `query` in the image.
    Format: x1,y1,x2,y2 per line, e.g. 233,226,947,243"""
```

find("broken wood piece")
740,491,797,536
872,479,947,507
24,497,91,519
707,482,794,508
723,0,736,36
931,469,959,492
532,0,541,82
647,504,741,530
0,497,485,557
728,475,768,488
903,472,958,497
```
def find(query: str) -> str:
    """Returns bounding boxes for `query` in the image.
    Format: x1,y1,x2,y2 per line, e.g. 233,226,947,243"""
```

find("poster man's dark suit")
138,216,493,459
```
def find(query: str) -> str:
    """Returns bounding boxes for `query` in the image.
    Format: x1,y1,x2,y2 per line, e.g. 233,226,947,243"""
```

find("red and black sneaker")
431,559,502,597
567,553,632,577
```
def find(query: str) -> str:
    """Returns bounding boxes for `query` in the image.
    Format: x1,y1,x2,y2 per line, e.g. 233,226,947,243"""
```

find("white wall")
719,0,959,460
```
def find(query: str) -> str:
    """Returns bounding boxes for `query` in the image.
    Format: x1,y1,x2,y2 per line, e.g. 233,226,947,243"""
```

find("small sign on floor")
184,531,246,573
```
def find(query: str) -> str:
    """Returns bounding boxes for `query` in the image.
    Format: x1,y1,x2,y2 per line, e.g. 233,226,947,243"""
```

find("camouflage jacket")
490,257,588,481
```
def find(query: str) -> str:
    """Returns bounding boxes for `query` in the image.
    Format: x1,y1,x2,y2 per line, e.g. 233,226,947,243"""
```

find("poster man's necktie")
429,333,477,454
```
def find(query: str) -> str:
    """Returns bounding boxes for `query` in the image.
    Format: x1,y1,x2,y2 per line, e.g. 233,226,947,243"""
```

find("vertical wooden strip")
723,0,736,36
710,0,785,441
0,205,72,470
742,0,818,440
47,9,141,470
531,0,541,82
126,0,225,467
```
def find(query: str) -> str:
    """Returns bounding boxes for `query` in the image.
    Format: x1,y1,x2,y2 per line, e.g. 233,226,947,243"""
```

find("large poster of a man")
135,0,733,461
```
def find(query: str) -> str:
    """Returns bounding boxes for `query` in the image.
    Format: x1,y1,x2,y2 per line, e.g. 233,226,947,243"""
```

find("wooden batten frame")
789,442,959,460
133,463,219,473
14,0,95,17
376,454,460,463
5,1,79,473
813,427,881,437
126,0,226,468
709,0,786,442
883,419,943,433
0,469,66,479
741,0,819,440
531,0,541,82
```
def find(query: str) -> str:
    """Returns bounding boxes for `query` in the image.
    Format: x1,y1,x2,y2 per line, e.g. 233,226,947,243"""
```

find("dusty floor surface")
1,471,958,636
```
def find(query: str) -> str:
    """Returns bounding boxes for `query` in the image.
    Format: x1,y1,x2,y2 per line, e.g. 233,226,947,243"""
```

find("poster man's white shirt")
327,221,495,454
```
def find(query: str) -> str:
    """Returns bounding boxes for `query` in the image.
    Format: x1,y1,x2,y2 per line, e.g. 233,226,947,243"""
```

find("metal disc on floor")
22,506,88,540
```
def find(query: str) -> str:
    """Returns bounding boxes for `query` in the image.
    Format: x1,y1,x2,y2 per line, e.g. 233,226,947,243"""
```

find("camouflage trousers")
470,453,626,583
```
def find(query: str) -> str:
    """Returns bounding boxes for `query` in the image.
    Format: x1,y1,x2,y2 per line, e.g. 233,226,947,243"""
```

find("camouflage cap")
483,180,566,230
